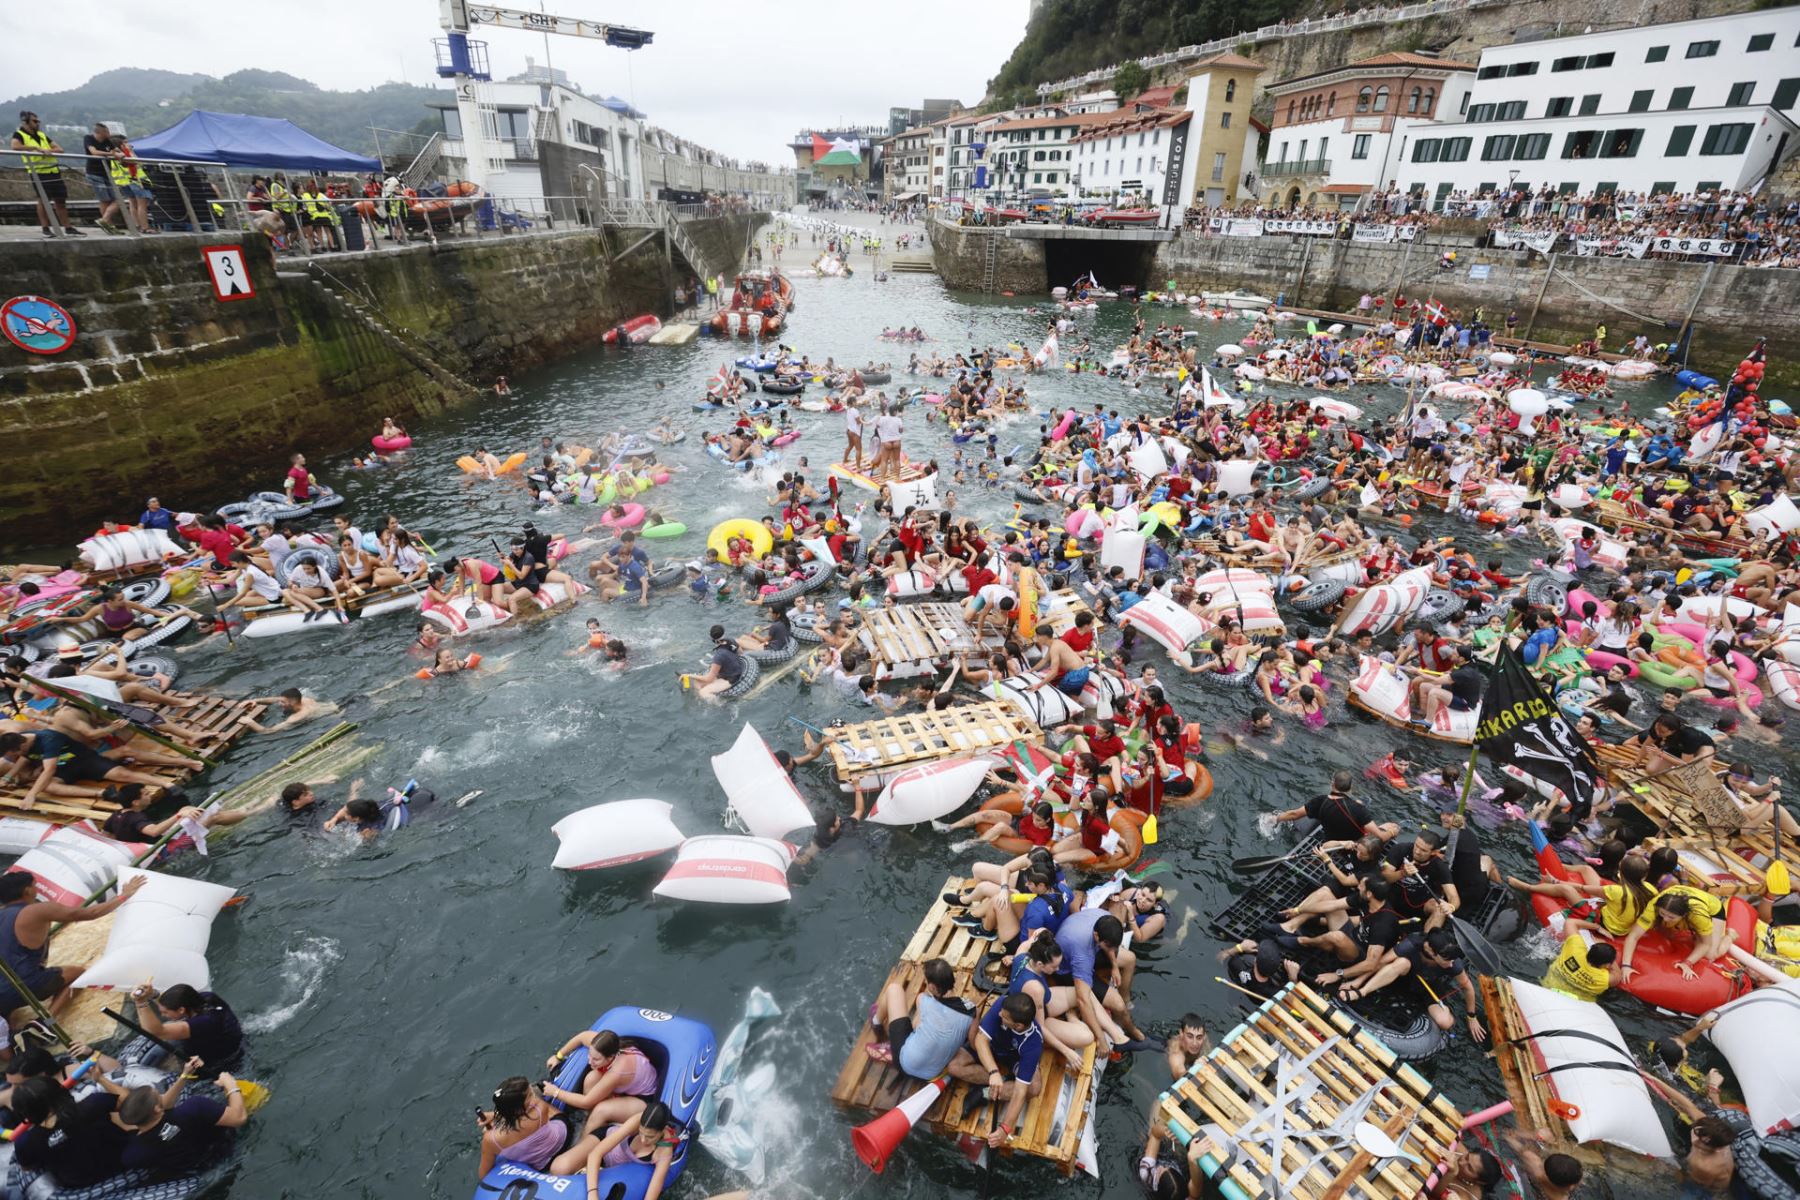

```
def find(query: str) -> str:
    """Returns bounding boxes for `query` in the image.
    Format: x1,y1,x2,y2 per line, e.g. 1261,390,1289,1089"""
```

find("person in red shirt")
1059,610,1097,656
1057,719,1126,792
284,453,315,503
1247,504,1276,546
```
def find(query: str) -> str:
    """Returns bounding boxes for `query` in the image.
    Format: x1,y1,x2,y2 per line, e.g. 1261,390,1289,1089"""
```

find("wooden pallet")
1157,981,1464,1200
0,696,269,824
1036,590,1093,638
1592,742,1775,894
1479,976,1600,1166
828,458,934,494
858,603,987,669
240,581,420,624
829,875,1098,1174
828,702,1039,786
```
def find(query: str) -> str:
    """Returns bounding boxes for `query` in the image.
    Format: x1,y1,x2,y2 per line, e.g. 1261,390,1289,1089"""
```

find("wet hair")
1585,943,1617,966
1093,913,1125,950
1691,1115,1736,1149
345,798,381,822
11,1076,77,1126
0,873,35,904
922,958,955,993
491,1076,534,1129
158,983,207,1013
6,1046,58,1082
999,993,1036,1025
639,1100,672,1133
1025,929,1062,967
1651,1038,1686,1070
279,782,310,809
1543,1153,1582,1187
1653,892,1693,922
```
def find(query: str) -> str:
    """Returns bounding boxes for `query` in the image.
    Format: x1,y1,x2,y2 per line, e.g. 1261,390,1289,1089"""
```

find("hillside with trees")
5,67,448,155
988,0,1306,103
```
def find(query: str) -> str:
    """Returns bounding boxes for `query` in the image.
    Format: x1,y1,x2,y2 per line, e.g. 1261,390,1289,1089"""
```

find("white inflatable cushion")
74,867,237,992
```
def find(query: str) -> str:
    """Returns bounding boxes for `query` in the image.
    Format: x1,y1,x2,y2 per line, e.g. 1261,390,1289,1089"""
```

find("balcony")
1262,158,1331,178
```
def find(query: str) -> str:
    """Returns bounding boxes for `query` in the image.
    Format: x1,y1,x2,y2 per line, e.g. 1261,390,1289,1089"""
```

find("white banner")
1352,224,1397,243
1648,235,1737,258
1493,229,1560,255
1264,218,1336,236
1223,218,1265,237
1573,236,1650,259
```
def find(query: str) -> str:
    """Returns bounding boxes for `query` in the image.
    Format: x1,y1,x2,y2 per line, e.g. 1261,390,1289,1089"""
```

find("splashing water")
244,935,343,1035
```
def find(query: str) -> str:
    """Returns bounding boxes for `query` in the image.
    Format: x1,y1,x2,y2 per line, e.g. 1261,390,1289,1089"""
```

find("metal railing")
1034,0,1504,96
1261,159,1332,178
3,147,239,238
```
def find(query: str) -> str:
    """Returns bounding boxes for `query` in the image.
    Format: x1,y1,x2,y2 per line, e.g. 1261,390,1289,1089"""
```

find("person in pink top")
541,1028,660,1130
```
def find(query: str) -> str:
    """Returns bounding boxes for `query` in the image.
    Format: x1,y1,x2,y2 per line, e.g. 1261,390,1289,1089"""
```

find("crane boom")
446,1,652,48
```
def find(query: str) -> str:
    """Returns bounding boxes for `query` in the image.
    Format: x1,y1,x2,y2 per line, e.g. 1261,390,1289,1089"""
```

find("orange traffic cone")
851,1076,946,1172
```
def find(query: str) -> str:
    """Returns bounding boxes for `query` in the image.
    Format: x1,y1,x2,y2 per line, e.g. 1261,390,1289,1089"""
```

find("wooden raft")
828,702,1039,786
1593,743,1776,896
1157,981,1464,1200
1478,976,1599,1165
0,695,269,824
828,458,934,494
858,603,989,669
1036,590,1093,639
829,875,1098,1174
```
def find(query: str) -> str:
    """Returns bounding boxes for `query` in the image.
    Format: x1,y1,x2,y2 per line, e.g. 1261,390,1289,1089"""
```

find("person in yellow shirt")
1620,885,1731,982
1542,935,1618,1002
1507,850,1657,939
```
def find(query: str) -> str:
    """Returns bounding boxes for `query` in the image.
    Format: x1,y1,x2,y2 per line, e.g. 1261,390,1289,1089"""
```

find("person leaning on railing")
10,110,82,237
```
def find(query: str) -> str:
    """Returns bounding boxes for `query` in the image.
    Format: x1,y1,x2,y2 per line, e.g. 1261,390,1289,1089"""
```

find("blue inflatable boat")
472,1006,717,1200
1675,369,1718,390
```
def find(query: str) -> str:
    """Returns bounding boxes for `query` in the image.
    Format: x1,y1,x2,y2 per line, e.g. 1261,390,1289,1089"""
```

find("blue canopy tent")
131,110,379,173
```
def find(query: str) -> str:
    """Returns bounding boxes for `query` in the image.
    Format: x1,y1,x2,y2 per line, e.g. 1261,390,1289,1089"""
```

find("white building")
883,126,931,201
1259,52,1477,210
987,108,1111,197
1398,7,1800,204
1069,106,1191,201
431,68,646,204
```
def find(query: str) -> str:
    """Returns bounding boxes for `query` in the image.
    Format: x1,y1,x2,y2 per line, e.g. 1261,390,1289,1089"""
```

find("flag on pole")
706,364,732,397
1474,643,1600,819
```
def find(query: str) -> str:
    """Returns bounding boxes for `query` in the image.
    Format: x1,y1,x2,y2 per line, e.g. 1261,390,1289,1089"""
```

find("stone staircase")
284,266,481,400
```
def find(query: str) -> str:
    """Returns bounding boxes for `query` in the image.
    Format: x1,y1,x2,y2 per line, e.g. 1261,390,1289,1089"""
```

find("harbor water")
98,214,1762,1199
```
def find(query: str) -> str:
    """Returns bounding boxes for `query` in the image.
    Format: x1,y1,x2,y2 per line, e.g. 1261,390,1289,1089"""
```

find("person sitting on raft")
869,957,976,1078
1621,886,1733,981
734,605,793,655
1332,927,1487,1043
541,1028,660,1125
943,993,1046,1148
594,533,653,606
49,584,203,644
565,1100,681,1198
682,626,748,701
127,983,244,1072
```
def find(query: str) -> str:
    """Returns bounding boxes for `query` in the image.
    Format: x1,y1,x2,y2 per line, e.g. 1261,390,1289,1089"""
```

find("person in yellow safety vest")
105,139,152,233
705,274,719,310
298,179,333,253
270,174,299,242
9,111,82,237
380,174,408,244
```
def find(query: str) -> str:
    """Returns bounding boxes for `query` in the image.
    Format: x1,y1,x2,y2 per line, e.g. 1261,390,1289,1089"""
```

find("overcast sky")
0,1,1029,162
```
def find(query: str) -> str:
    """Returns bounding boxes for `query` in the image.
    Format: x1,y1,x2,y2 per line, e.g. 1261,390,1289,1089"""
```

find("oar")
1231,845,1312,874
101,1006,271,1112
21,674,217,768
1768,801,1791,898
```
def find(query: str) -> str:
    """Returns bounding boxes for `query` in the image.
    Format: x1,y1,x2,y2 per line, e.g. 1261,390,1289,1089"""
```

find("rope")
1545,259,1668,325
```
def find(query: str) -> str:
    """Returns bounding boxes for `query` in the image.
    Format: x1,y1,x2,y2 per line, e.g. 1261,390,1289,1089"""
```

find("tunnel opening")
1041,237,1162,294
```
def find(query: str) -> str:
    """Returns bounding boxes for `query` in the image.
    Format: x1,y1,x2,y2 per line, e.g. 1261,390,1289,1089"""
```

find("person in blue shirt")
1054,909,1144,1046
872,957,974,1082
947,993,1044,1147
138,497,175,532
1520,609,1564,667
1602,437,1628,478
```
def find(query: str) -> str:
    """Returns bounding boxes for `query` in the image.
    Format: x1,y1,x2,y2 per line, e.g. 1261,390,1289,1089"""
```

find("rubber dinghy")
1525,821,1756,1015
473,1006,716,1200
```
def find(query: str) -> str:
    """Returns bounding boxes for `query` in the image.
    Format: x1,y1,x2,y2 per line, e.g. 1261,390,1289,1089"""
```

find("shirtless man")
1166,1013,1210,1080
241,688,331,733
1024,628,1090,697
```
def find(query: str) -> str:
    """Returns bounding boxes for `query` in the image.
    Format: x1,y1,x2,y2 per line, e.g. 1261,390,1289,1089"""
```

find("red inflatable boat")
1526,821,1755,1015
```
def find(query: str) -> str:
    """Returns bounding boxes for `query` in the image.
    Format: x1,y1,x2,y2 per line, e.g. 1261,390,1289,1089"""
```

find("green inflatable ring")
642,522,688,539
1638,658,1699,691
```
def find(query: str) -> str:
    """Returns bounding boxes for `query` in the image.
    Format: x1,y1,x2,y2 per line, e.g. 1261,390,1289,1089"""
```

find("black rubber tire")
306,488,344,512
1201,666,1255,689
1416,588,1465,625
1013,484,1044,504
861,371,892,385
791,613,825,644
120,578,171,608
251,492,310,520
131,613,192,650
760,378,805,395
744,637,800,665
761,560,833,605
1288,578,1346,613
1289,475,1332,501
721,654,761,699
1525,575,1568,612
215,501,266,523
128,654,179,683
275,546,340,587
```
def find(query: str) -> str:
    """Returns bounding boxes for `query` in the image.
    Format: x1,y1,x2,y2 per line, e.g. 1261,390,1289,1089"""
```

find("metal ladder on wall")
660,206,714,284
399,132,443,189
980,232,999,294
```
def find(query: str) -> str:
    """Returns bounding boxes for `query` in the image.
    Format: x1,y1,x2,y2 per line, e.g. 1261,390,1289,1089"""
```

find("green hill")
989,0,1307,102
6,67,449,155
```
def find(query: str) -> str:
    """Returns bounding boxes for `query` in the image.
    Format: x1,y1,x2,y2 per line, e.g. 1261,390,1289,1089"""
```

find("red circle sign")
1,295,77,355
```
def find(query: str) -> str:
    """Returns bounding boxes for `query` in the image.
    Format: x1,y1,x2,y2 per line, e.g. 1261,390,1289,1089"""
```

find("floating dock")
830,874,1098,1174
827,701,1039,790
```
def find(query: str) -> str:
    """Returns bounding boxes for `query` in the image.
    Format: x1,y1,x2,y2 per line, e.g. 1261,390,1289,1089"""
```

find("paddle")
102,1006,271,1112
1768,800,1791,899
1353,1119,1423,1166
1231,845,1312,874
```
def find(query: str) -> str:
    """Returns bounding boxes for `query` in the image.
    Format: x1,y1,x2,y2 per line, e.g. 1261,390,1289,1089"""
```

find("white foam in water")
244,935,342,1034
1255,811,1283,840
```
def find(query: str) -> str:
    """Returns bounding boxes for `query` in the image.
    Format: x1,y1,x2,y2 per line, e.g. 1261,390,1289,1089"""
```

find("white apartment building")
1398,7,1800,203
884,126,931,201
1069,107,1192,201
987,109,1110,197
432,72,645,203
1259,52,1477,210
